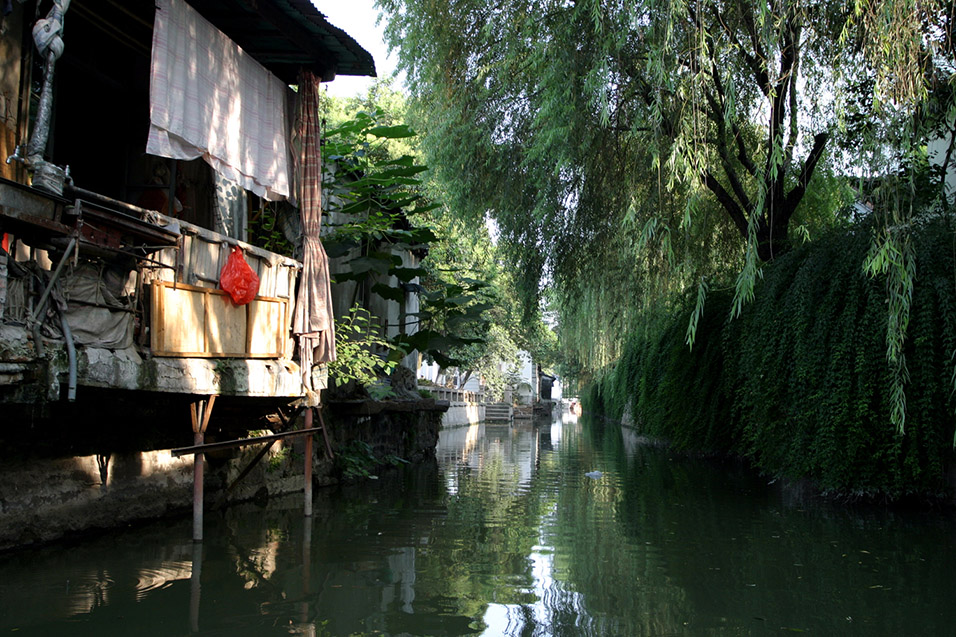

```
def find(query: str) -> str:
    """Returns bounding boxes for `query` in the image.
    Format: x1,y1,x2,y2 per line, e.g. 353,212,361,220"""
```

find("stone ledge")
325,397,449,415
0,324,304,399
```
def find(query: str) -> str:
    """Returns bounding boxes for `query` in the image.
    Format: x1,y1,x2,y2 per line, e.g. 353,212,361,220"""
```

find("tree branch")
783,19,802,169
738,5,772,96
703,83,754,214
703,170,750,237
783,132,830,218
765,14,799,211
708,58,758,177
732,121,758,177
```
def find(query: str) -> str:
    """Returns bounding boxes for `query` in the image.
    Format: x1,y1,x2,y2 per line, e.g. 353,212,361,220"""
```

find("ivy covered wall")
585,218,956,499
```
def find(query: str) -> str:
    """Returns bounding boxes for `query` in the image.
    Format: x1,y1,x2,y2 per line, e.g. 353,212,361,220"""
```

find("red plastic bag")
220,246,259,305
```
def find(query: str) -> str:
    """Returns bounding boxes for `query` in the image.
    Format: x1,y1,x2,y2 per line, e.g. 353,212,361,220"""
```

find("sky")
311,0,401,98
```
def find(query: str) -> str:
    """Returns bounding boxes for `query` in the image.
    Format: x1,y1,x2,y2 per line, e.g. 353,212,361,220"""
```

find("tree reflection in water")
2,409,956,635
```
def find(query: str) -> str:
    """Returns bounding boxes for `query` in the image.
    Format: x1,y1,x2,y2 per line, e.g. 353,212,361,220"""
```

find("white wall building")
928,112,955,205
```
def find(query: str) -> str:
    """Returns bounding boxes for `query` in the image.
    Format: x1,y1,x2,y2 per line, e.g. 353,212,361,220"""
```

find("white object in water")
585,470,602,479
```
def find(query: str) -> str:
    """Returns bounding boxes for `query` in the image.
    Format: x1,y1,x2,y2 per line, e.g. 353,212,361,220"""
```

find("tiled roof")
188,0,377,84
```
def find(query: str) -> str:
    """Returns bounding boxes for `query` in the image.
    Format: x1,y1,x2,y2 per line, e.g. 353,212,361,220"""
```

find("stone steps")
483,403,513,422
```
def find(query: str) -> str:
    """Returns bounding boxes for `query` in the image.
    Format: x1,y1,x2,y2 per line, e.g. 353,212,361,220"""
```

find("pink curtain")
292,71,335,394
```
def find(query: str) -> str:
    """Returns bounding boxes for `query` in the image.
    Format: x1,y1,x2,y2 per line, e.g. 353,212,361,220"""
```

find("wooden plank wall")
150,281,289,358
143,216,300,359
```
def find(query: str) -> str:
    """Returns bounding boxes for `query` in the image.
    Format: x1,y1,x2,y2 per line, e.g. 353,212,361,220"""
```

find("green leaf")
410,202,441,214
348,254,394,275
430,351,464,368
368,251,404,267
409,227,439,243
376,165,429,179
444,294,471,306
331,271,366,283
371,283,406,303
367,124,417,139
463,302,493,315
323,240,358,259
390,266,427,282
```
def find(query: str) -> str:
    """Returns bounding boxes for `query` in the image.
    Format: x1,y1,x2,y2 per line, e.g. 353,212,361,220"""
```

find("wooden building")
0,0,374,430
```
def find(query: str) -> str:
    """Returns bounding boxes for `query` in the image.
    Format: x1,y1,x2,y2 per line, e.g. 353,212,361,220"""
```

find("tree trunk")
755,207,792,262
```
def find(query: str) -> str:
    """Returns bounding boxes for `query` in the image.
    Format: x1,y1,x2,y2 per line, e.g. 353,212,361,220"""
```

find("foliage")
328,304,398,394
324,89,558,387
336,439,408,480
322,106,493,370
584,216,956,499
266,444,295,473
378,0,954,386
413,204,535,390
246,200,296,257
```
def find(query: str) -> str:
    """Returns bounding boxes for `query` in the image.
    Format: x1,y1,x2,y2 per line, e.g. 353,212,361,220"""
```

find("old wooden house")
0,0,382,546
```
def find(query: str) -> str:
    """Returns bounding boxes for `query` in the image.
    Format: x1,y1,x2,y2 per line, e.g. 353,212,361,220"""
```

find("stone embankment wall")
0,398,445,552
426,388,484,427
0,451,194,550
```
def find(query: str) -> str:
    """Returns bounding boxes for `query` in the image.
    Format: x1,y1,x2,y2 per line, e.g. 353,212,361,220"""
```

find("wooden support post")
189,541,203,632
224,439,277,494
303,407,313,517
317,406,334,460
190,395,216,542
299,514,312,626
192,427,204,542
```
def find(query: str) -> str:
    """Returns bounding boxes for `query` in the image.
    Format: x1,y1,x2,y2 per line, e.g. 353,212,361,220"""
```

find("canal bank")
0,395,446,552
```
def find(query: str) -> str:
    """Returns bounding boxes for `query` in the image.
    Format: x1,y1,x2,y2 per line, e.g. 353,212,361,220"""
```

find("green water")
1,413,954,636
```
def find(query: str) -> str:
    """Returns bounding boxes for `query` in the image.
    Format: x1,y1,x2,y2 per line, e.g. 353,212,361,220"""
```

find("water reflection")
2,409,956,635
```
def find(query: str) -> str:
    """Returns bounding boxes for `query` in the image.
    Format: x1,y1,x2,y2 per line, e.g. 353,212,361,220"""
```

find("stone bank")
0,397,446,552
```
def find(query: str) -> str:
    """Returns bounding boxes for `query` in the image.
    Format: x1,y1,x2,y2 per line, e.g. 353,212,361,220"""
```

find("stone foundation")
0,398,446,552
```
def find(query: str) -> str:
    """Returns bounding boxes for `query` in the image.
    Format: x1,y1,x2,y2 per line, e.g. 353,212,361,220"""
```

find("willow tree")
379,0,954,379
380,0,740,369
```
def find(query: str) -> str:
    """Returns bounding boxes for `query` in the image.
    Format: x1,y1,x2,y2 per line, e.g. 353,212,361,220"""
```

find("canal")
2,409,955,635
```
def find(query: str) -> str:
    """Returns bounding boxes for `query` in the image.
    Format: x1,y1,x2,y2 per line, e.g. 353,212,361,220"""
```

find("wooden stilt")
299,514,312,631
303,408,313,517
193,429,204,542
189,541,203,632
316,406,334,459
191,395,216,542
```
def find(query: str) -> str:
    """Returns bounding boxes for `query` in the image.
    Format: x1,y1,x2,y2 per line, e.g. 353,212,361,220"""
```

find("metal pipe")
5,144,24,165
65,185,161,218
26,51,58,162
30,236,76,324
189,542,203,632
27,1,71,162
58,310,76,401
188,396,216,543
171,427,322,457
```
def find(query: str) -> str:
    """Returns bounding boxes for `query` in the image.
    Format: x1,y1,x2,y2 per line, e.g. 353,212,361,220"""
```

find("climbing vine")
586,217,956,499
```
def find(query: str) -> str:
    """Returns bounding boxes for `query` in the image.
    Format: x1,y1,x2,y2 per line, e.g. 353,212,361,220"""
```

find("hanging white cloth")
147,0,292,201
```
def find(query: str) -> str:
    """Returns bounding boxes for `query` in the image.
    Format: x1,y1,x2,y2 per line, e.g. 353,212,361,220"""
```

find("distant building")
928,115,955,205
